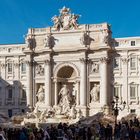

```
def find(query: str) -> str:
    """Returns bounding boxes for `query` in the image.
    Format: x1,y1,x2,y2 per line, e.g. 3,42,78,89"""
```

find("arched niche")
53,63,80,106
57,66,76,78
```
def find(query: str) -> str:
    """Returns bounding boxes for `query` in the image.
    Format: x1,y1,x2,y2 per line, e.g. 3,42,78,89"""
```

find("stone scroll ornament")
51,6,81,31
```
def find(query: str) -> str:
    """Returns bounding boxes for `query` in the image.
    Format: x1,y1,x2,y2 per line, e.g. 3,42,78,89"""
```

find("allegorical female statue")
36,85,45,103
58,84,72,114
90,84,100,102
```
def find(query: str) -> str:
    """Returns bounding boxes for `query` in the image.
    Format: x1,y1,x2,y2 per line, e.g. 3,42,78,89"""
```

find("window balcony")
19,98,26,105
5,98,15,105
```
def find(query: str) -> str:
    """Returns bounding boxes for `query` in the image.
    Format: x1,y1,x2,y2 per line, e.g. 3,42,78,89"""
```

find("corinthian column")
54,80,58,106
80,58,87,106
14,62,19,80
44,60,51,106
100,57,109,106
26,60,33,108
76,81,80,106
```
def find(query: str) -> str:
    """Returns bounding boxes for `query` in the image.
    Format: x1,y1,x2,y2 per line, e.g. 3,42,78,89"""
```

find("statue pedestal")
22,114,80,127
22,97,80,126
45,115,79,124
54,114,67,119
77,106,87,117
102,105,110,115
36,102,51,111
89,102,102,116
22,118,39,128
46,115,68,124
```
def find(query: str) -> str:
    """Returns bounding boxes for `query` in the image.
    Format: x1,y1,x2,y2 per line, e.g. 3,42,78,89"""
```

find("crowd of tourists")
0,117,140,140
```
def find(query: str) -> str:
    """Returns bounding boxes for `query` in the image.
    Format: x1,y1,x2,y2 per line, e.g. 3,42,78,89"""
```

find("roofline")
0,44,26,47
114,36,140,40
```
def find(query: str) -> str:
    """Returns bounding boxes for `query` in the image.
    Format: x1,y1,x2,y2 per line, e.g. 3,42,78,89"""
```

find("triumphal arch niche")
54,63,79,114
23,6,112,122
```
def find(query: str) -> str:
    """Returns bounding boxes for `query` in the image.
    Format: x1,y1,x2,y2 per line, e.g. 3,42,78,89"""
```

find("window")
21,89,26,99
8,89,12,99
114,86,119,97
8,109,12,117
130,57,136,70
21,109,25,113
131,41,135,46
130,109,136,114
113,85,122,102
21,63,26,73
130,85,136,99
8,63,12,73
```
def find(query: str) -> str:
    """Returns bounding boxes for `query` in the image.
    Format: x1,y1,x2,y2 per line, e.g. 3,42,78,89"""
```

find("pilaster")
100,57,109,107
54,79,58,106
13,57,20,80
13,81,20,106
0,57,6,80
76,81,80,106
121,57,129,106
79,58,87,106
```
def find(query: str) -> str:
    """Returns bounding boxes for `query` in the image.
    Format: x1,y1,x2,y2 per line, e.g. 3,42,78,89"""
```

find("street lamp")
111,96,126,124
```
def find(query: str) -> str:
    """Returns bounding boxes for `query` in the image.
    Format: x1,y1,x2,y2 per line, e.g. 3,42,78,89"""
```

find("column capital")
100,57,110,63
31,61,37,66
0,63,6,68
79,58,86,63
44,59,51,65
14,62,20,67
74,80,80,84
25,60,32,66
121,57,129,64
53,77,58,82
79,58,90,64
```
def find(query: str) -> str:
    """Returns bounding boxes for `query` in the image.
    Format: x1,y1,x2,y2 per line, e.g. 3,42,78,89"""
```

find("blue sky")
0,0,140,44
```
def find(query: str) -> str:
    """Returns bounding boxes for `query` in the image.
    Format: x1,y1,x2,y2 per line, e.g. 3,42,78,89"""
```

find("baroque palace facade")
0,7,140,118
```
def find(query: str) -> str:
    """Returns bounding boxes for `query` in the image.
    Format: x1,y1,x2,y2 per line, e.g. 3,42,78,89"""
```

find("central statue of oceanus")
52,6,81,31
